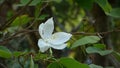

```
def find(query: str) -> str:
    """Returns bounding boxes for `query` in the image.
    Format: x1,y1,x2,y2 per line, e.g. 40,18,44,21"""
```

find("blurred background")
0,0,120,68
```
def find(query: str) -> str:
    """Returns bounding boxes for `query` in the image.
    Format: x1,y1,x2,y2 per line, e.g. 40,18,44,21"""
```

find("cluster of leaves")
0,36,113,68
76,0,120,18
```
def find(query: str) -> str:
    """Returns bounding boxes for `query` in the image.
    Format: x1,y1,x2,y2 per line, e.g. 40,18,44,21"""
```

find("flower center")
51,35,56,40
44,39,52,45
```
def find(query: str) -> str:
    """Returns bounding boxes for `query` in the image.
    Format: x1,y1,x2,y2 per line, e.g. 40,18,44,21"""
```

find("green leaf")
47,62,63,68
48,58,90,68
107,8,120,18
95,0,112,13
11,15,31,26
0,0,4,4
13,51,26,57
89,64,103,68
0,46,12,58
37,14,49,20
20,0,29,5
76,0,94,10
71,36,100,49
53,0,62,3
34,53,48,61
93,44,106,50
19,0,41,6
30,55,34,68
29,0,41,6
59,58,90,68
86,47,113,56
7,26,19,33
112,51,120,62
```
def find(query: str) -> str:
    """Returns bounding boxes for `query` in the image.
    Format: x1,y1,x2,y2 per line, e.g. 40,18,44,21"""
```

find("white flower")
38,17,72,52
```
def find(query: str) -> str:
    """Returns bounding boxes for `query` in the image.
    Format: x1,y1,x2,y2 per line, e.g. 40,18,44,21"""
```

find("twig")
0,63,7,68
26,2,49,29
0,29,120,45
108,54,120,68
72,29,120,35
0,0,33,30
18,56,24,68
0,30,37,44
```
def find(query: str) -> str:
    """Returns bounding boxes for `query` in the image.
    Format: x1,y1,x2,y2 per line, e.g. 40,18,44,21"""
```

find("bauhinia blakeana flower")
38,17,72,52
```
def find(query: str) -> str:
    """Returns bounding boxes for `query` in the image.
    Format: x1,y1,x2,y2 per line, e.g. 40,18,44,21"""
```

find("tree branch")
0,29,120,45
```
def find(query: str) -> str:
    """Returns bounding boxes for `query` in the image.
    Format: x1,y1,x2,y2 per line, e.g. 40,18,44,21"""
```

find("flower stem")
49,48,53,57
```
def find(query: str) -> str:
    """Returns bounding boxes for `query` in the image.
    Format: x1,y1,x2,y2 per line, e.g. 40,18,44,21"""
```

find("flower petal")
39,23,45,39
38,39,50,52
49,32,72,45
39,17,54,39
51,44,67,50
